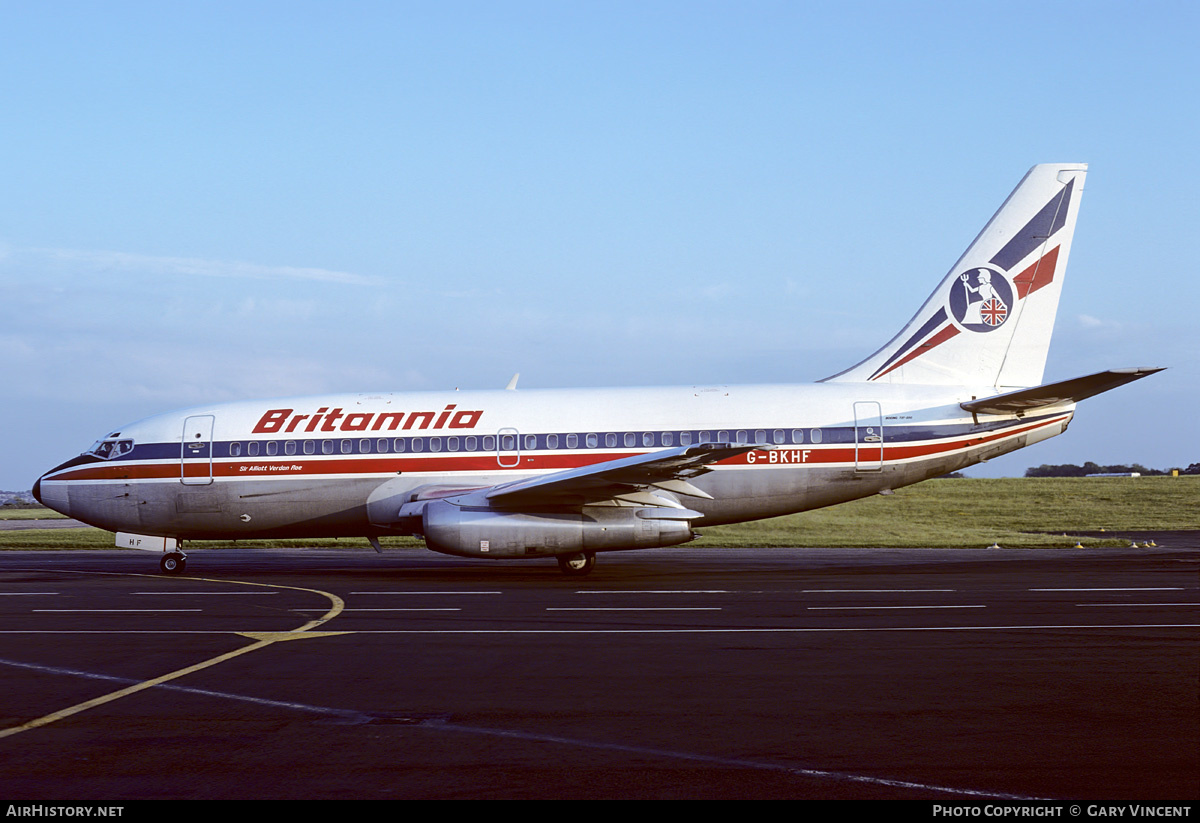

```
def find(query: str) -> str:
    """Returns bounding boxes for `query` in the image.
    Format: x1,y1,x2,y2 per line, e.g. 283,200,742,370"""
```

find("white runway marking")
803,589,956,593
1032,587,1185,592
575,590,729,594
546,607,721,612
2,623,1197,635
294,607,461,612
131,591,280,595
806,605,985,610
34,608,203,613
350,591,502,595
1075,603,1198,607
0,655,1039,800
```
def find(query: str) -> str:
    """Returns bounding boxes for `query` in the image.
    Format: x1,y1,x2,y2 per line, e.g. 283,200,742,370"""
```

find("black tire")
556,552,596,576
160,553,186,575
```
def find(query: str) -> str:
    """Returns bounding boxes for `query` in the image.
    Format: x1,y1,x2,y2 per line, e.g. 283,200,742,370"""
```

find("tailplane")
824,163,1087,388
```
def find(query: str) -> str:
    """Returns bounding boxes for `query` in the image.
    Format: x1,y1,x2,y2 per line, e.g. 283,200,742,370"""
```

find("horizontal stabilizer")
960,368,1164,415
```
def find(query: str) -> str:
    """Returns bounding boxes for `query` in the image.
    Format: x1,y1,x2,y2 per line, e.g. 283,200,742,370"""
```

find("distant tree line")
1024,462,1200,477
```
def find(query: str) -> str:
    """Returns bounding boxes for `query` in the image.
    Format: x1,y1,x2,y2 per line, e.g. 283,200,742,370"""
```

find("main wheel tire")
557,552,596,576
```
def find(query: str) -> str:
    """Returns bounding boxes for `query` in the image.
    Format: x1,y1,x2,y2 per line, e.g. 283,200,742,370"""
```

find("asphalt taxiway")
0,542,1196,799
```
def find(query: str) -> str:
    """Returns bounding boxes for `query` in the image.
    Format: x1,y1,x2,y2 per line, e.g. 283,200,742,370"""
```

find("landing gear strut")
556,551,596,576
160,551,187,575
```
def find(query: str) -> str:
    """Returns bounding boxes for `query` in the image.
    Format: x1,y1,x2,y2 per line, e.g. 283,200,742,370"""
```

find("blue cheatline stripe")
990,178,1073,272
89,413,1065,465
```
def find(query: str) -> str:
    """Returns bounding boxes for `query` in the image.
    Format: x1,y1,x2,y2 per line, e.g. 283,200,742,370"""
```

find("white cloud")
21,246,385,287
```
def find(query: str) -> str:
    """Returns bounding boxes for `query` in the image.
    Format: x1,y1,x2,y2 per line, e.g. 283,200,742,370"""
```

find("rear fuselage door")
853,401,883,472
181,414,215,485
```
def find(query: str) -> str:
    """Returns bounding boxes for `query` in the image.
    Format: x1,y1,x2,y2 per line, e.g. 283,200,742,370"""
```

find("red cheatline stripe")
44,416,1069,483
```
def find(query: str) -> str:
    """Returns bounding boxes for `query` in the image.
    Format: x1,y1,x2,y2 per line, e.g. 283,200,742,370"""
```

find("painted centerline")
806,605,985,611
547,607,721,612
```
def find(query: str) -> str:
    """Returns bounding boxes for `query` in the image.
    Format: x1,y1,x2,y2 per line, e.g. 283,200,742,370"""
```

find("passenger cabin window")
586,433,598,448
662,432,674,447
248,442,260,456
546,434,559,449
303,441,316,455
567,434,578,449
811,429,822,444
605,433,617,448
230,443,242,457
266,441,278,456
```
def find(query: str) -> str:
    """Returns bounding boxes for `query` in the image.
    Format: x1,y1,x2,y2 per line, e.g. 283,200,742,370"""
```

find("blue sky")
2,1,1197,489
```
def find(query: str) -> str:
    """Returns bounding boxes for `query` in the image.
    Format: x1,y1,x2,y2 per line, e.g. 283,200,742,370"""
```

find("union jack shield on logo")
980,298,1007,326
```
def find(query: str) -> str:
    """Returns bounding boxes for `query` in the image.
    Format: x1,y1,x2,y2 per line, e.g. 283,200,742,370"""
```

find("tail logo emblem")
949,267,1013,333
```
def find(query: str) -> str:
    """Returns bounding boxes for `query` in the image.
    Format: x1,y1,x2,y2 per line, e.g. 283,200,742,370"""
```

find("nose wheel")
160,551,187,575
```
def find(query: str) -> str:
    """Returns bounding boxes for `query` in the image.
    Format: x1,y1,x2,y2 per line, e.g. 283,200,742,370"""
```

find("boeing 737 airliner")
33,164,1161,575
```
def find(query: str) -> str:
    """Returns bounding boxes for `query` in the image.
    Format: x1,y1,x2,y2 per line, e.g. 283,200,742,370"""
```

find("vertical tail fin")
824,163,1087,388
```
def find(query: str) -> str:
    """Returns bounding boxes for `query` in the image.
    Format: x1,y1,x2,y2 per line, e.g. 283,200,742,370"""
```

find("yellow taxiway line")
0,575,346,740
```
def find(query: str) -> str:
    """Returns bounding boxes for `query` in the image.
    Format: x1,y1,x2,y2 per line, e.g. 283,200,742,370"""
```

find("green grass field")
0,508,68,520
1,477,1195,551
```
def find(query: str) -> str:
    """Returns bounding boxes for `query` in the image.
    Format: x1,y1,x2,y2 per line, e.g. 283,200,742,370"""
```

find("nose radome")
32,473,71,518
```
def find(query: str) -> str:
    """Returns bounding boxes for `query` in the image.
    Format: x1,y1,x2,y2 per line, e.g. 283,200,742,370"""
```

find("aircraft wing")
483,442,763,507
960,368,1164,415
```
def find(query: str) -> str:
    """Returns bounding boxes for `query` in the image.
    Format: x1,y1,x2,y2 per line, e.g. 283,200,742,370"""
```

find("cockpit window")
86,436,134,460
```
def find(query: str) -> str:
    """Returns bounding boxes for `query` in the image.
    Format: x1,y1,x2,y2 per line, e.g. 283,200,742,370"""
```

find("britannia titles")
252,404,483,434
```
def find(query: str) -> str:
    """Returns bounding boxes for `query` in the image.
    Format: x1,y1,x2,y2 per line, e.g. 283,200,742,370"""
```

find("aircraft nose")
32,470,71,518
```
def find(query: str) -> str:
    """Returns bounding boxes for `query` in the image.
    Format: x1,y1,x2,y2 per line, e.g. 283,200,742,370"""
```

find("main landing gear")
556,551,596,577
160,551,188,575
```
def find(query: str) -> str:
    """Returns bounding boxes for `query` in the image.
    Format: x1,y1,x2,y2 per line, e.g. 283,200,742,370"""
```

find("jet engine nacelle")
421,499,697,559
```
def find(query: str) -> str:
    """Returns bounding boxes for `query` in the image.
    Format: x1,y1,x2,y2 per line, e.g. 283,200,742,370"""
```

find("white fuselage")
35,381,1073,543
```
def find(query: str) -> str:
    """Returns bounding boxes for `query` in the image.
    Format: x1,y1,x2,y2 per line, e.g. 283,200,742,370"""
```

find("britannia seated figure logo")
949,267,1013,332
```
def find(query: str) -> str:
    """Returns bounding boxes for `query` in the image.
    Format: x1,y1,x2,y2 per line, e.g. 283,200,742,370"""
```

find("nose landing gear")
160,551,188,575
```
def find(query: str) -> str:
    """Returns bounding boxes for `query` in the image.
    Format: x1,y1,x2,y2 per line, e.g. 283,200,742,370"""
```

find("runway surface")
0,541,1196,800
